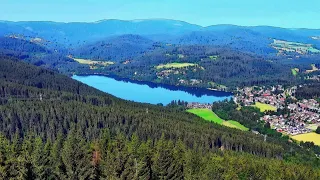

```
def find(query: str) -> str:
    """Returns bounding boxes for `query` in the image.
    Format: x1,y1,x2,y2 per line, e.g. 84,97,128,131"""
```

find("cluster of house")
262,115,312,135
306,75,320,81
186,102,212,109
262,98,320,135
156,69,180,78
235,85,293,109
236,86,320,136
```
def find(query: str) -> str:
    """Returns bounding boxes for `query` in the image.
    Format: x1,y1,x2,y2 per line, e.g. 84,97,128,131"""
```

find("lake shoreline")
72,74,233,105
73,73,233,97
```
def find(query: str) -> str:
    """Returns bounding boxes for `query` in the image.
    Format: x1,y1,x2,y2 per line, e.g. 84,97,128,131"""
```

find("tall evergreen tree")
61,129,93,179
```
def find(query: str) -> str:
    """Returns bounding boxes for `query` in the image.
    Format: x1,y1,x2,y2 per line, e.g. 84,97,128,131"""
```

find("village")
235,85,320,136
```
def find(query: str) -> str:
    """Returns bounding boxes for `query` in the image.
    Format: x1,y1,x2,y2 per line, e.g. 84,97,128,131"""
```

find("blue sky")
1,0,320,28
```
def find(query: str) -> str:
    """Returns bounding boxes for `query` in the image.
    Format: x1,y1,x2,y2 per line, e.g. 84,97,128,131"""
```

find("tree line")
0,56,320,178
1,130,319,180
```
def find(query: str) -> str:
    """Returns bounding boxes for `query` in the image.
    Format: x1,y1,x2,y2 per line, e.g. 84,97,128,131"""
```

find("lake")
72,75,232,105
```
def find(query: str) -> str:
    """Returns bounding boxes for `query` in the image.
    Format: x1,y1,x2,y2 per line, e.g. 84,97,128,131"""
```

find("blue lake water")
72,75,232,105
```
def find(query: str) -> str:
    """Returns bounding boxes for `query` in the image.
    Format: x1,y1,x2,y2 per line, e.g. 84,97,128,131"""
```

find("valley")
1,18,320,179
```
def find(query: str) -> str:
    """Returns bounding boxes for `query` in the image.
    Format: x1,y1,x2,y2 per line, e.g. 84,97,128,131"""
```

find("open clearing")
223,120,249,131
74,58,114,67
306,124,319,131
306,64,319,73
271,39,320,55
252,102,277,112
291,133,320,146
156,63,196,69
209,55,219,60
187,108,248,131
291,68,299,76
187,109,223,124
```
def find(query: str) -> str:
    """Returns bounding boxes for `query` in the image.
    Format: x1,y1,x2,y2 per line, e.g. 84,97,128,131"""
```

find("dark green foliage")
0,56,320,178
0,133,319,179
90,45,296,89
316,126,320,134
296,83,320,99
74,35,159,62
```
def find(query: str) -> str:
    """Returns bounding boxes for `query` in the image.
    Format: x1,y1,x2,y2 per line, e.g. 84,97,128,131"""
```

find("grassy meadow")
187,108,223,124
291,68,299,76
156,63,196,69
253,102,277,112
271,39,320,55
291,133,320,146
307,124,319,131
306,64,319,73
222,120,249,131
209,55,219,60
74,58,114,66
186,108,248,131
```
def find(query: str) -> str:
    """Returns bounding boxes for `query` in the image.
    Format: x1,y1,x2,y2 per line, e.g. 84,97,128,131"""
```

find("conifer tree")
137,139,153,180
61,129,94,179
50,134,65,179
153,134,174,180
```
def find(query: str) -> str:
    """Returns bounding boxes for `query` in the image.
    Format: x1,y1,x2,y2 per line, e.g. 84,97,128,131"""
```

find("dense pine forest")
1,35,320,91
0,55,320,179
77,45,298,89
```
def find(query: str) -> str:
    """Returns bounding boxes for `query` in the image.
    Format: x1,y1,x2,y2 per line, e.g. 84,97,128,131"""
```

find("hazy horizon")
1,0,320,29
2,18,320,30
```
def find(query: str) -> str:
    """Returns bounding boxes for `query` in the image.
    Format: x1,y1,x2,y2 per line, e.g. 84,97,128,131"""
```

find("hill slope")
73,34,160,62
0,56,320,178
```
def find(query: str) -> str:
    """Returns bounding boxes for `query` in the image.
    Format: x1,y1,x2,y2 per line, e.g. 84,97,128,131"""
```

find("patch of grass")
291,68,298,76
307,124,319,131
271,39,320,55
74,58,114,66
187,109,248,131
291,133,320,146
156,63,196,69
252,102,277,112
236,105,242,111
306,64,319,73
223,120,249,131
209,55,219,60
187,109,223,124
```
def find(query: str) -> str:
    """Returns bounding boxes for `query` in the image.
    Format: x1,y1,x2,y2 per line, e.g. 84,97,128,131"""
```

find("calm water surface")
72,75,232,105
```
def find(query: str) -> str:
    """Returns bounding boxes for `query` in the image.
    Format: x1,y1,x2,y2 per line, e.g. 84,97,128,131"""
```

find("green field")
74,58,114,66
291,68,298,76
252,102,277,112
223,120,249,131
306,64,319,73
186,109,248,131
271,39,320,55
209,55,219,60
187,109,223,124
156,63,196,69
291,133,320,146
306,124,319,131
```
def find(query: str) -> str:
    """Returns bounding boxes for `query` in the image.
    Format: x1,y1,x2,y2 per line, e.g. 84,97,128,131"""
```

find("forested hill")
73,34,161,62
0,37,85,74
1,55,320,178
95,45,296,89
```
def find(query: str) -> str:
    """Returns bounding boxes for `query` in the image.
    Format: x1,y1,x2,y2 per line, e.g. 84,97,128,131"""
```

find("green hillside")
187,108,248,131
0,56,319,178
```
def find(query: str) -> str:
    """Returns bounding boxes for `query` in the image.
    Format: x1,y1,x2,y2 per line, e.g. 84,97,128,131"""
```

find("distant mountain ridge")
1,19,320,47
1,18,320,56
